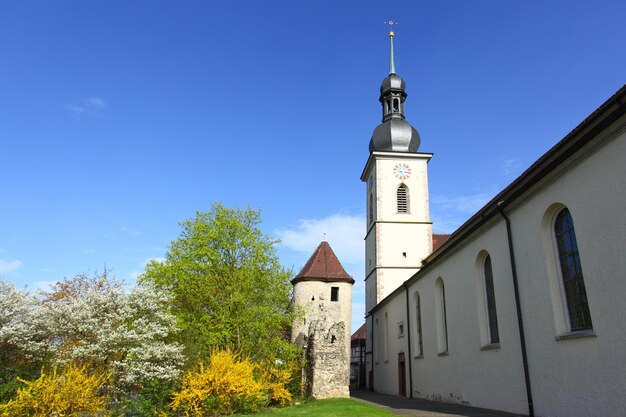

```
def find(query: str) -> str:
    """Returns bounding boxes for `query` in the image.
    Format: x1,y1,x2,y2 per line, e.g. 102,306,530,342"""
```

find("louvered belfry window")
397,185,408,213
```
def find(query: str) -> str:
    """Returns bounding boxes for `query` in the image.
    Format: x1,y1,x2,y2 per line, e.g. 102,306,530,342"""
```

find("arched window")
384,312,389,362
369,193,374,224
375,318,380,364
435,278,448,354
554,208,592,331
397,184,408,213
414,292,423,357
483,255,500,344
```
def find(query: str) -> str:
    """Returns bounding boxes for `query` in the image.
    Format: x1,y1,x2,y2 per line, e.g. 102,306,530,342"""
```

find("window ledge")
413,354,424,360
437,351,449,357
555,329,596,341
480,343,501,351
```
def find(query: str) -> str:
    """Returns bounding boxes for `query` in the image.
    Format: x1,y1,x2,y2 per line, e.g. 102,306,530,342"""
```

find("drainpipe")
498,203,535,417
368,313,374,391
403,284,413,398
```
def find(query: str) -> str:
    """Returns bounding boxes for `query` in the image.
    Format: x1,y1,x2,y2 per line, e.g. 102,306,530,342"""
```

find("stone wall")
295,320,349,399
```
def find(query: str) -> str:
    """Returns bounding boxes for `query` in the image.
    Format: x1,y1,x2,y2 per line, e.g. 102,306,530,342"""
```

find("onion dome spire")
369,30,421,153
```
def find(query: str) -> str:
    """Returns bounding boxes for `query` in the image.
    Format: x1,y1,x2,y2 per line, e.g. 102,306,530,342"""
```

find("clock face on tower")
393,163,412,180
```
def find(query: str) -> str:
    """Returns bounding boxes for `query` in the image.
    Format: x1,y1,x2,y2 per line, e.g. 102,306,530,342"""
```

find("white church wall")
404,221,528,415
506,121,626,417
371,295,408,396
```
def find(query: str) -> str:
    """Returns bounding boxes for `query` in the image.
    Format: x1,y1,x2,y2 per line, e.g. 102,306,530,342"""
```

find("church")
293,30,626,417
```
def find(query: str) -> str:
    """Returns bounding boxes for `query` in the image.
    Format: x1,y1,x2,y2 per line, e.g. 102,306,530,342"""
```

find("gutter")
404,284,413,398
498,203,534,417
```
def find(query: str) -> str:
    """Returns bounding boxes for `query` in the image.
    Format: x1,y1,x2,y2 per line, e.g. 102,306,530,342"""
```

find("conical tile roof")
291,241,354,285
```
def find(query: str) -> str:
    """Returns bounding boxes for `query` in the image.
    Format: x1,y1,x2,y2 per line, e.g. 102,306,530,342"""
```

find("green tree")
140,203,296,364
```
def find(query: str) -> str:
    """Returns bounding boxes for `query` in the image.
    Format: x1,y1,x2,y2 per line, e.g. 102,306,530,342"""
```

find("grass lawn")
233,398,397,416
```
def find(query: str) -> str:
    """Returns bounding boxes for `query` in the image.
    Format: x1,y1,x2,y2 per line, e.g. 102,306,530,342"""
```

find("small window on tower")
331,286,339,302
393,98,399,112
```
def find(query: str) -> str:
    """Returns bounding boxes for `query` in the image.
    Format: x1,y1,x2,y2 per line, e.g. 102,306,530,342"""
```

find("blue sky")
1,1,625,331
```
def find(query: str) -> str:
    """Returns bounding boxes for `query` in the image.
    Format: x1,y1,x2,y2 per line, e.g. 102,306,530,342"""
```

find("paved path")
351,390,526,417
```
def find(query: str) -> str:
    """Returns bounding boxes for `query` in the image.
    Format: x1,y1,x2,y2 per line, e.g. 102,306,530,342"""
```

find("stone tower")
361,31,433,387
291,241,354,398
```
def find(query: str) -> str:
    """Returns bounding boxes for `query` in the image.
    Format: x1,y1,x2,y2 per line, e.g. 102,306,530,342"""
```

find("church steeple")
389,30,396,75
361,25,433,393
369,31,421,153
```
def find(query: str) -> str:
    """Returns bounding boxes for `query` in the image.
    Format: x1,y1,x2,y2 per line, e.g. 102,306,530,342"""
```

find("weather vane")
384,18,398,35
384,18,398,74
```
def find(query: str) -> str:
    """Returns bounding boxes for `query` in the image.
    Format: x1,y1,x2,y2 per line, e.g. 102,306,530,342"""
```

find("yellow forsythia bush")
257,361,293,407
0,362,110,417
171,349,293,417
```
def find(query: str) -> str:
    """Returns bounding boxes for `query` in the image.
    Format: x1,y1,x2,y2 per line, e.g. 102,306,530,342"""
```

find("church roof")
432,234,451,252
291,241,355,285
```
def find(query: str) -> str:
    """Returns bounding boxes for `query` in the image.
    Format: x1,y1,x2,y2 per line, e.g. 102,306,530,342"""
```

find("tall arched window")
369,193,373,224
375,318,380,364
384,312,389,362
435,278,448,353
414,292,423,357
397,184,408,213
554,208,592,331
483,255,500,344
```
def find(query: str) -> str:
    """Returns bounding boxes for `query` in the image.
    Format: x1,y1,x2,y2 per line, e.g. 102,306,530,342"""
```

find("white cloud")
431,212,466,234
66,96,107,118
85,96,106,110
0,259,23,275
128,257,166,281
502,158,522,177
431,191,496,214
276,213,364,265
120,225,142,235
431,190,498,233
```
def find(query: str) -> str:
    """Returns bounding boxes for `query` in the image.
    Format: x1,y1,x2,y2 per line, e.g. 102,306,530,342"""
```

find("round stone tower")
291,240,354,398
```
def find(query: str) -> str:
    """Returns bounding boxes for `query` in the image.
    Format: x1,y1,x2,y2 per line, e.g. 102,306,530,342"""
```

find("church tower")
291,241,354,398
361,31,433,315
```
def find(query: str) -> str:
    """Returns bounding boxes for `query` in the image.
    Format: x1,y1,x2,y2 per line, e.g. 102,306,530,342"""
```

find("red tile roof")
351,323,366,340
291,241,355,285
432,234,451,252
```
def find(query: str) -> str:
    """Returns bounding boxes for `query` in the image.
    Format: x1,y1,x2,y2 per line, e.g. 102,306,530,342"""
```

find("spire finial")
384,18,398,74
